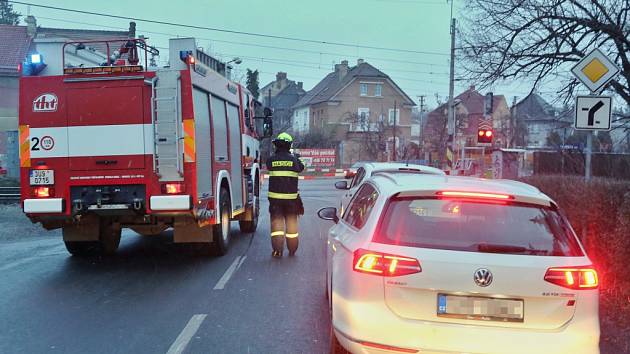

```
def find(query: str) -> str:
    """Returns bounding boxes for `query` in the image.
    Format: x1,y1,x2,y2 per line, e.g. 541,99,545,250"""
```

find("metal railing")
0,187,20,204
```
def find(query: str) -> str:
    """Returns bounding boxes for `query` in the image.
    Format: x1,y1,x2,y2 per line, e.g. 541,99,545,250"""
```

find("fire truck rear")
19,38,272,256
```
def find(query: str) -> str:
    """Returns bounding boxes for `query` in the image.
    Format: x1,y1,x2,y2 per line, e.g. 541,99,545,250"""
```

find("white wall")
293,107,310,134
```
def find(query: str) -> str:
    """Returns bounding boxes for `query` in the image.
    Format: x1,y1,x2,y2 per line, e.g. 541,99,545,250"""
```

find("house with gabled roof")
260,72,305,132
291,59,415,165
512,92,573,148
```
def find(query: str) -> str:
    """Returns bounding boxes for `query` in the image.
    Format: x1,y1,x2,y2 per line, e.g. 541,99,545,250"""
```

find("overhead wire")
10,1,450,56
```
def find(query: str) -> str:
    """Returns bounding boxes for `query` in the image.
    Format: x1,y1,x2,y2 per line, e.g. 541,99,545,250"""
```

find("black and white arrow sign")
575,96,612,131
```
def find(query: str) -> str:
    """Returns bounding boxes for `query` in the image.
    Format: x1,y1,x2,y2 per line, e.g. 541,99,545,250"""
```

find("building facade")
292,59,415,165
260,72,305,133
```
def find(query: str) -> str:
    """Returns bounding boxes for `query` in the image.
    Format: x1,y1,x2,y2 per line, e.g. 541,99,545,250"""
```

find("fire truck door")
66,86,146,171
226,103,243,212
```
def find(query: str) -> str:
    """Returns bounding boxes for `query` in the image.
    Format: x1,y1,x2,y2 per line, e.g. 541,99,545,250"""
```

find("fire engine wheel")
212,188,231,256
64,241,100,256
98,220,121,255
239,181,259,233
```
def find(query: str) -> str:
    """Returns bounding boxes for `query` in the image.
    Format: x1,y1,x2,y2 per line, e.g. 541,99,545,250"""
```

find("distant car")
319,173,599,354
335,162,445,215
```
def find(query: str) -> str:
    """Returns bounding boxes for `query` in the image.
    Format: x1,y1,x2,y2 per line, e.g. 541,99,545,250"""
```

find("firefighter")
266,132,305,258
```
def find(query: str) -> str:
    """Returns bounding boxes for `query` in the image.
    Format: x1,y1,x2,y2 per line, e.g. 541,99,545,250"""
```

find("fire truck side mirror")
263,117,273,138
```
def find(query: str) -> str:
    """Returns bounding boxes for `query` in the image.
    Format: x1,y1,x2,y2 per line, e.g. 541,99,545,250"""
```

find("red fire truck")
19,38,273,256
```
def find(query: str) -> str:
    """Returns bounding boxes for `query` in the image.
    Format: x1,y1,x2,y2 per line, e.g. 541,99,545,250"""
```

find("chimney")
357,58,364,65
335,60,349,80
276,72,287,82
25,15,37,37
129,22,136,38
469,85,476,91
297,82,303,89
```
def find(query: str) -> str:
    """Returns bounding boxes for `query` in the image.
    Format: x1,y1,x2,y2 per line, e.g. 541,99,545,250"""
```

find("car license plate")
437,294,524,322
29,170,54,185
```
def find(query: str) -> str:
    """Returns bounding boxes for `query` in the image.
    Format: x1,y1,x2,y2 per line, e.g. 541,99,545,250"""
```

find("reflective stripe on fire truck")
268,171,299,178
267,192,298,200
183,119,196,163
19,125,30,167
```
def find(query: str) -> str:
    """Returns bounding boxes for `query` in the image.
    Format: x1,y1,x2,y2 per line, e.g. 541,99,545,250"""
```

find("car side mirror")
318,207,339,224
334,180,349,190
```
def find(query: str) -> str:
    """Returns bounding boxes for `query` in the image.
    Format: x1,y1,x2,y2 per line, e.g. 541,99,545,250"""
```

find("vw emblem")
474,268,493,287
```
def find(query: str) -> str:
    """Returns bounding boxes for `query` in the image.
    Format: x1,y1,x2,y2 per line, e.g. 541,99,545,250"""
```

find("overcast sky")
13,0,540,108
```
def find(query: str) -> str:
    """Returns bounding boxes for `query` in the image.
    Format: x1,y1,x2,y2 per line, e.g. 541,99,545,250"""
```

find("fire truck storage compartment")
66,85,147,171
192,88,212,198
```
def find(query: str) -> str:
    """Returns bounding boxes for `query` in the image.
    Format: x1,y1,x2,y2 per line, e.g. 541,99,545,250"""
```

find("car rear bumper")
333,295,600,354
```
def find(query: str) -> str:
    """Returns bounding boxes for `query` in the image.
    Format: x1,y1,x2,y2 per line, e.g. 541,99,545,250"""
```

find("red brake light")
436,191,513,200
353,249,421,277
544,266,598,290
33,186,53,198
163,183,185,194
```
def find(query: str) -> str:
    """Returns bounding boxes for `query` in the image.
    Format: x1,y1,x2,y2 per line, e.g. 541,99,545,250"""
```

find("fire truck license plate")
30,170,54,185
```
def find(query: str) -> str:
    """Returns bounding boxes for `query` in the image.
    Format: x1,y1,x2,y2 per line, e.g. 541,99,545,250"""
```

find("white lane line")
166,314,207,354
213,255,247,290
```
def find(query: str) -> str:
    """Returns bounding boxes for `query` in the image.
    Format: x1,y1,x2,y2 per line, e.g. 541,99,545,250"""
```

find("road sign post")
571,48,620,181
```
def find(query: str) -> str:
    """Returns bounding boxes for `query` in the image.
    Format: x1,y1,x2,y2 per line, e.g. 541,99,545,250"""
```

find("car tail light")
163,183,185,194
33,186,53,198
436,191,513,200
353,249,421,277
544,266,598,290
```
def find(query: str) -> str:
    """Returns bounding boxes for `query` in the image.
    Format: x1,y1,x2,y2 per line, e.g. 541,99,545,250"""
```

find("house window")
360,83,368,96
388,109,400,125
375,84,382,97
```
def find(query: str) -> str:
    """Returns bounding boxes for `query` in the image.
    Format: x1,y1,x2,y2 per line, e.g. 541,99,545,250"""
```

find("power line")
11,1,449,56
34,16,450,68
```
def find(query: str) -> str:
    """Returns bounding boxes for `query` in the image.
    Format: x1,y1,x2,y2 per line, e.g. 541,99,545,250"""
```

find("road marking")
213,255,247,290
166,314,207,354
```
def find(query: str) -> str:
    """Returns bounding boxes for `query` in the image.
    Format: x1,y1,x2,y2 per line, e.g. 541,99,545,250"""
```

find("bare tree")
461,0,630,109
343,111,403,162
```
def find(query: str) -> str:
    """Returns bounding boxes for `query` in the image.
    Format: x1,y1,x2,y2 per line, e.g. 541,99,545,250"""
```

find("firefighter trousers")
269,200,299,254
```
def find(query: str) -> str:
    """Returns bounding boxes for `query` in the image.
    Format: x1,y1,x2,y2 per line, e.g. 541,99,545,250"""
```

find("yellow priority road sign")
571,48,621,94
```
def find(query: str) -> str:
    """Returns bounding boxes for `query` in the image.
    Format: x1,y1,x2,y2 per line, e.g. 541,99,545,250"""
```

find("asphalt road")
0,179,343,354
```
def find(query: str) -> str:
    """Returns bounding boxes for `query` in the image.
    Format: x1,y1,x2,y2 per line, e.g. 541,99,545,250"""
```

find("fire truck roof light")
30,53,42,64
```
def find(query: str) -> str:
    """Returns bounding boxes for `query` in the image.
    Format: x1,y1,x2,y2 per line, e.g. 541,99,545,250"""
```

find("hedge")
520,175,630,354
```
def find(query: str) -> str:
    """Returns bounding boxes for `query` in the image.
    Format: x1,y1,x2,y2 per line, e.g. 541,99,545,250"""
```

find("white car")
319,173,599,354
335,162,445,215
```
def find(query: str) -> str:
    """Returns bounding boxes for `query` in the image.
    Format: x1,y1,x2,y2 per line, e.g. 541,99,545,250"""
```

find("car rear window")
374,198,584,256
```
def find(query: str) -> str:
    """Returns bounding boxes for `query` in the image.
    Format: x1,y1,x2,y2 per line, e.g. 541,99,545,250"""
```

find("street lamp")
226,57,242,80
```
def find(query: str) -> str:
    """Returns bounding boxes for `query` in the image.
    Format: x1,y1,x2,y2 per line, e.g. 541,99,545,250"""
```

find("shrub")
520,175,630,354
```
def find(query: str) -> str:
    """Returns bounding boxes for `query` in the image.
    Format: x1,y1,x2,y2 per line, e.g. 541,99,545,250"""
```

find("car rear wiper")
476,243,548,255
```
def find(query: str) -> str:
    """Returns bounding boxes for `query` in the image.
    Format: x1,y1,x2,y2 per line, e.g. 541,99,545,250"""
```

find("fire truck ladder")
152,70,184,181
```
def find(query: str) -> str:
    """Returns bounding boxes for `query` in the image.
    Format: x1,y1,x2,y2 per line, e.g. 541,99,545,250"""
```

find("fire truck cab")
19,37,273,256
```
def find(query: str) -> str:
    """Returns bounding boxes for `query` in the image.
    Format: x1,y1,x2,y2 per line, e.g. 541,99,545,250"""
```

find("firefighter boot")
286,235,299,256
271,234,284,258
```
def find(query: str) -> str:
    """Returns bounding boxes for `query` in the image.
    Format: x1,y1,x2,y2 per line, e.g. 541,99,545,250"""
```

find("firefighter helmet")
274,132,293,143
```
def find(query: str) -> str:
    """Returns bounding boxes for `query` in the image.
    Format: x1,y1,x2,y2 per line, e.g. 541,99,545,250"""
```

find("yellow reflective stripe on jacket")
268,192,298,200
269,170,299,178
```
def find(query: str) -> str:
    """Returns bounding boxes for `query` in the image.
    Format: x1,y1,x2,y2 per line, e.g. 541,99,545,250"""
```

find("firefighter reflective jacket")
266,151,305,200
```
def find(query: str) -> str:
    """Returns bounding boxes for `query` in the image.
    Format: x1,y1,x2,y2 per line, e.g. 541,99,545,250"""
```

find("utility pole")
393,100,397,161
446,14,457,170
417,95,426,159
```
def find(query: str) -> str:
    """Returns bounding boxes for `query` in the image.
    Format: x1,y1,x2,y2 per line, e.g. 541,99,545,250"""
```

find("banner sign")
294,148,336,168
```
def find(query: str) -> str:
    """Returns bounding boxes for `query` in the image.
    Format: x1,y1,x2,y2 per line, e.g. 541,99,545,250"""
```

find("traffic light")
478,129,493,144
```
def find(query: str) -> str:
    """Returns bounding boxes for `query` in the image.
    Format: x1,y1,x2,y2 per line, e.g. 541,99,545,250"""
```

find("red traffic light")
477,129,493,144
